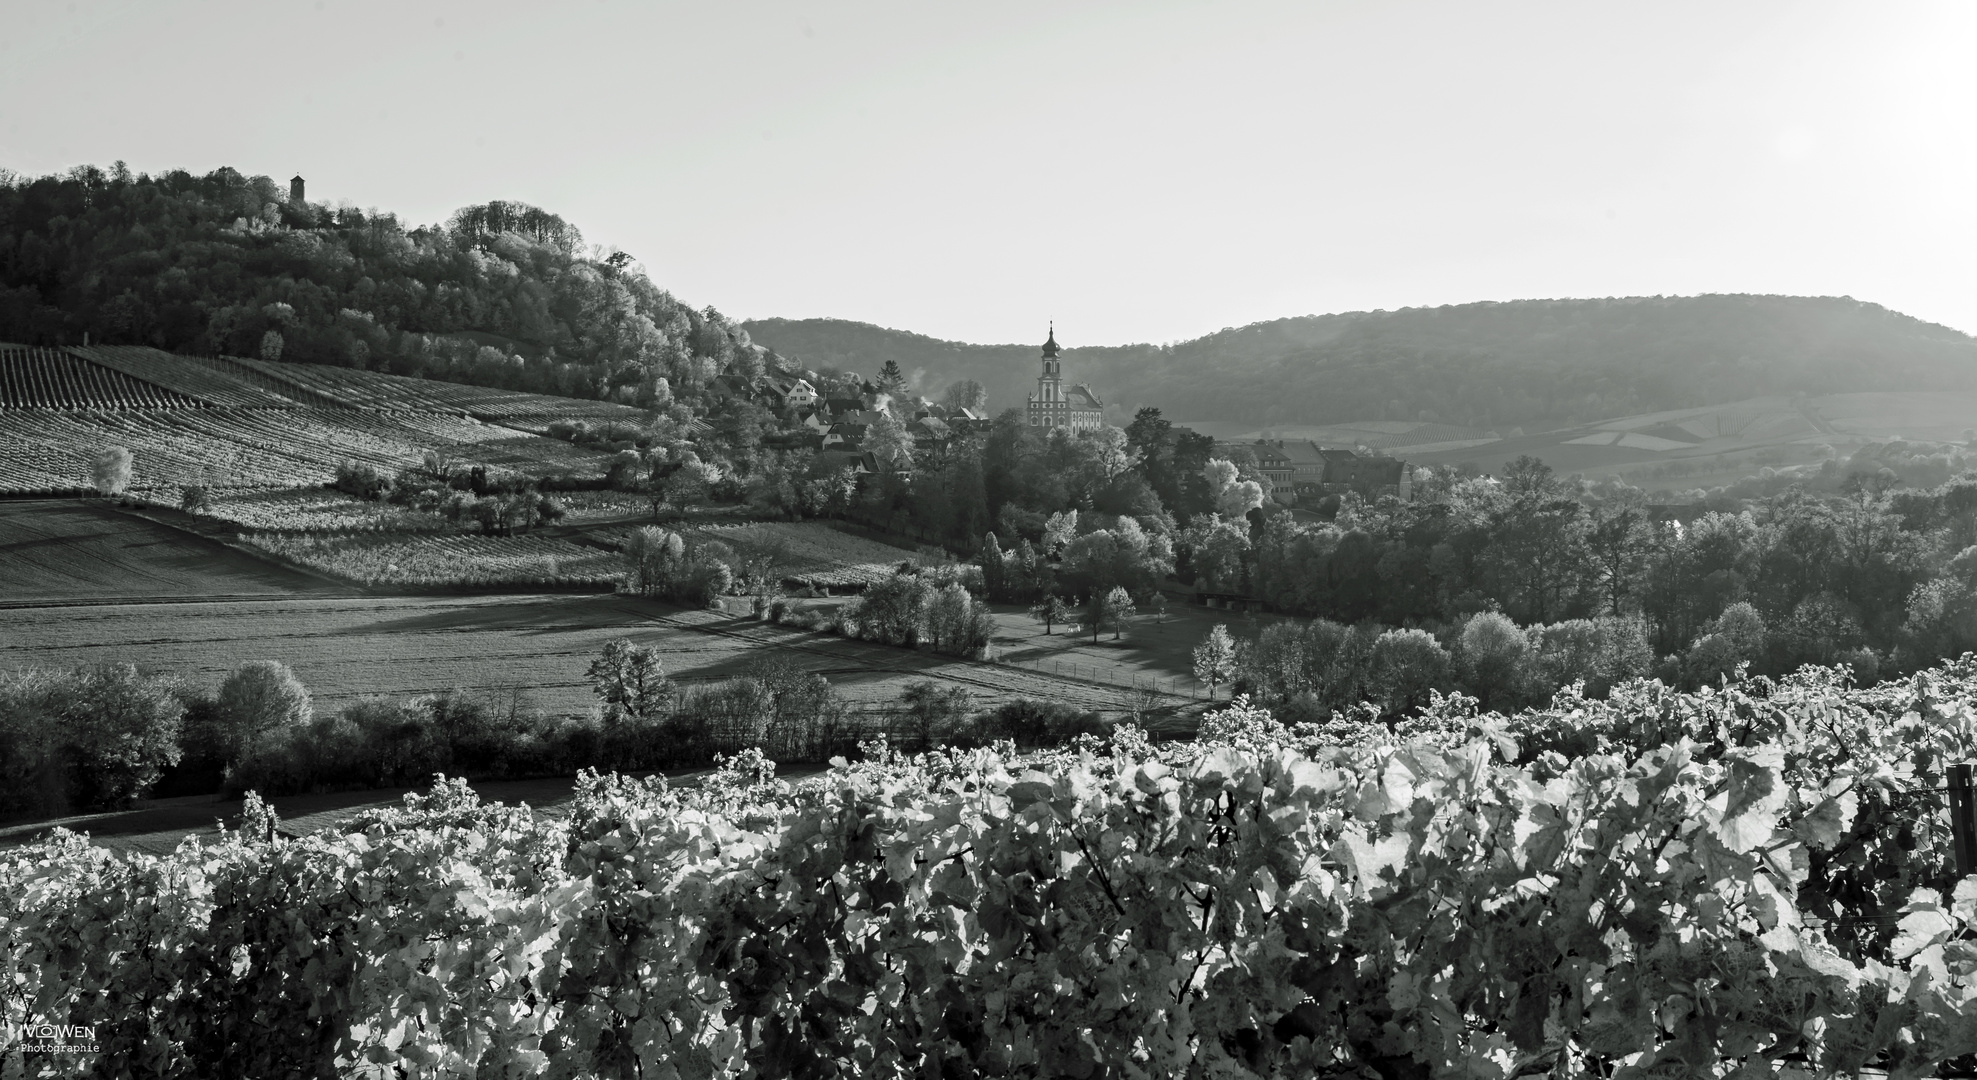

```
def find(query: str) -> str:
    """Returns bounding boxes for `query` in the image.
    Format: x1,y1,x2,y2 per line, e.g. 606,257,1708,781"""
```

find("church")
1024,324,1105,430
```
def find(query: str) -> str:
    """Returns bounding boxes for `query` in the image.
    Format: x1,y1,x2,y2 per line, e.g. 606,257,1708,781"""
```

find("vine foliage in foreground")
4,667,1977,1078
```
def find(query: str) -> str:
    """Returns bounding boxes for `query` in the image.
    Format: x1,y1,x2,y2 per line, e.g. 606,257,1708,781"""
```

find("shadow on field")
337,594,655,636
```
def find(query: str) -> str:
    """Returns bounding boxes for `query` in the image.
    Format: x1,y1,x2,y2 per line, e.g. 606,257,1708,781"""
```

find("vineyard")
690,521,938,588
5,665,1977,1077
0,344,627,494
241,531,625,588
204,490,453,533
0,346,206,409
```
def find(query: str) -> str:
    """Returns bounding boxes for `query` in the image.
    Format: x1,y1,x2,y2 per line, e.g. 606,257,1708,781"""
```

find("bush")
333,460,391,501
897,681,974,752
1457,611,1536,711
971,699,1104,748
0,665,185,816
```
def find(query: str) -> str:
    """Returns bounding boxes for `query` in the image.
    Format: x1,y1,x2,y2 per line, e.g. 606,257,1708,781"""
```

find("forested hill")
746,296,1977,429
0,164,765,404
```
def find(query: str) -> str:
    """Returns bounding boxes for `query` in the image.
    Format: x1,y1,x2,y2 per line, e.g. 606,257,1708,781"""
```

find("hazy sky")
4,1,1974,346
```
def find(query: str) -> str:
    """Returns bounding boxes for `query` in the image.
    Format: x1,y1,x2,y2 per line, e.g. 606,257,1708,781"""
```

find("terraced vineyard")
0,343,630,493
0,345,207,409
241,531,624,588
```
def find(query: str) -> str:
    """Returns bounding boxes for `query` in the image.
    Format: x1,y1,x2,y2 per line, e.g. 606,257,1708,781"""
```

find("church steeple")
1026,320,1099,429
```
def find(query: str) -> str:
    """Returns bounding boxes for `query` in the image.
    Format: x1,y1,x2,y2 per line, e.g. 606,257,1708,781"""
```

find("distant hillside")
745,296,1977,429
0,164,761,406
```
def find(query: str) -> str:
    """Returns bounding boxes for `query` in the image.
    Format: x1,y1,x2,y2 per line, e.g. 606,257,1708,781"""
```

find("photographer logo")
9,1021,100,1054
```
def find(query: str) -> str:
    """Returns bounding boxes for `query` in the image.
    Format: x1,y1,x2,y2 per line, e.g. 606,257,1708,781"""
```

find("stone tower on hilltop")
290,175,305,204
1024,323,1104,430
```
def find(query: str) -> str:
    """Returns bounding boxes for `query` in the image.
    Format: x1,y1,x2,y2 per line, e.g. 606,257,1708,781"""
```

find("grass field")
0,593,1163,717
0,499,338,602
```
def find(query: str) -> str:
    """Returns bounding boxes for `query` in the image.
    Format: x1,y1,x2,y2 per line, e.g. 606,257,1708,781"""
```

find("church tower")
290,175,306,204
1025,323,1104,429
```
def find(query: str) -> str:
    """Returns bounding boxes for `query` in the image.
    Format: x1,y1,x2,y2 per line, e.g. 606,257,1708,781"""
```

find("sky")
3,1,1975,346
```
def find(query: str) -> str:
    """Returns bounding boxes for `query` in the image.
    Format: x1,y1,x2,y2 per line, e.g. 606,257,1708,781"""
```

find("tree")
898,680,973,751
625,526,686,596
585,638,672,722
1457,611,1534,711
1193,624,1238,699
1204,459,1264,519
1101,586,1136,641
1031,594,1073,635
179,484,214,514
979,532,1007,600
1370,628,1453,717
1585,505,1652,615
93,445,133,496
216,660,312,765
876,359,907,396
941,379,987,412
663,465,708,518
1149,591,1169,623
865,411,914,473
1042,510,1079,556
258,329,284,362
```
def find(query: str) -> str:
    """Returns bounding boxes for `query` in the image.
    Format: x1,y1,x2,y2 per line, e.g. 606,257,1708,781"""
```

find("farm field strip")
0,501,339,601
0,594,1159,720
202,489,453,532
0,406,615,494
687,520,936,587
241,532,626,587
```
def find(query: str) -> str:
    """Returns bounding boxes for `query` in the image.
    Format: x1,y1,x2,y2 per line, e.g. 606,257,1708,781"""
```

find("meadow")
0,594,1155,719
0,500,339,602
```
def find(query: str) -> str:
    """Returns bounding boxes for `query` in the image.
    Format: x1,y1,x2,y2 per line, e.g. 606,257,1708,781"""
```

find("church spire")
1042,322,1059,359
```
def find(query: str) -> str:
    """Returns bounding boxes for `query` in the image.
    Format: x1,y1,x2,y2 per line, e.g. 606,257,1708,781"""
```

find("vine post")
1951,761,1977,878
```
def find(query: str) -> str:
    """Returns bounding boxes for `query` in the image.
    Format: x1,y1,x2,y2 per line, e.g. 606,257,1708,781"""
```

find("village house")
1243,439,1412,504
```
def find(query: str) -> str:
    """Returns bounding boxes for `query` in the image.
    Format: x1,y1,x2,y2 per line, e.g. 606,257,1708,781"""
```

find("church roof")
1067,383,1103,408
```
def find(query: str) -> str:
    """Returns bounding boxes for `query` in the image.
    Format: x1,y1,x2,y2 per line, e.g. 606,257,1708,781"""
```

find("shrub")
1457,611,1535,710
0,665,185,815
896,681,974,752
972,699,1103,748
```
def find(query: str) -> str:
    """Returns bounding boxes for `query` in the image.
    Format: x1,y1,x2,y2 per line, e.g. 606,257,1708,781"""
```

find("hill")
0,165,767,407
744,295,1977,430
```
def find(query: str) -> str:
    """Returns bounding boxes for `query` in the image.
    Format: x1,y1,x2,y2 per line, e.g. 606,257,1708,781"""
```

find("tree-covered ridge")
746,295,1977,429
0,164,766,403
